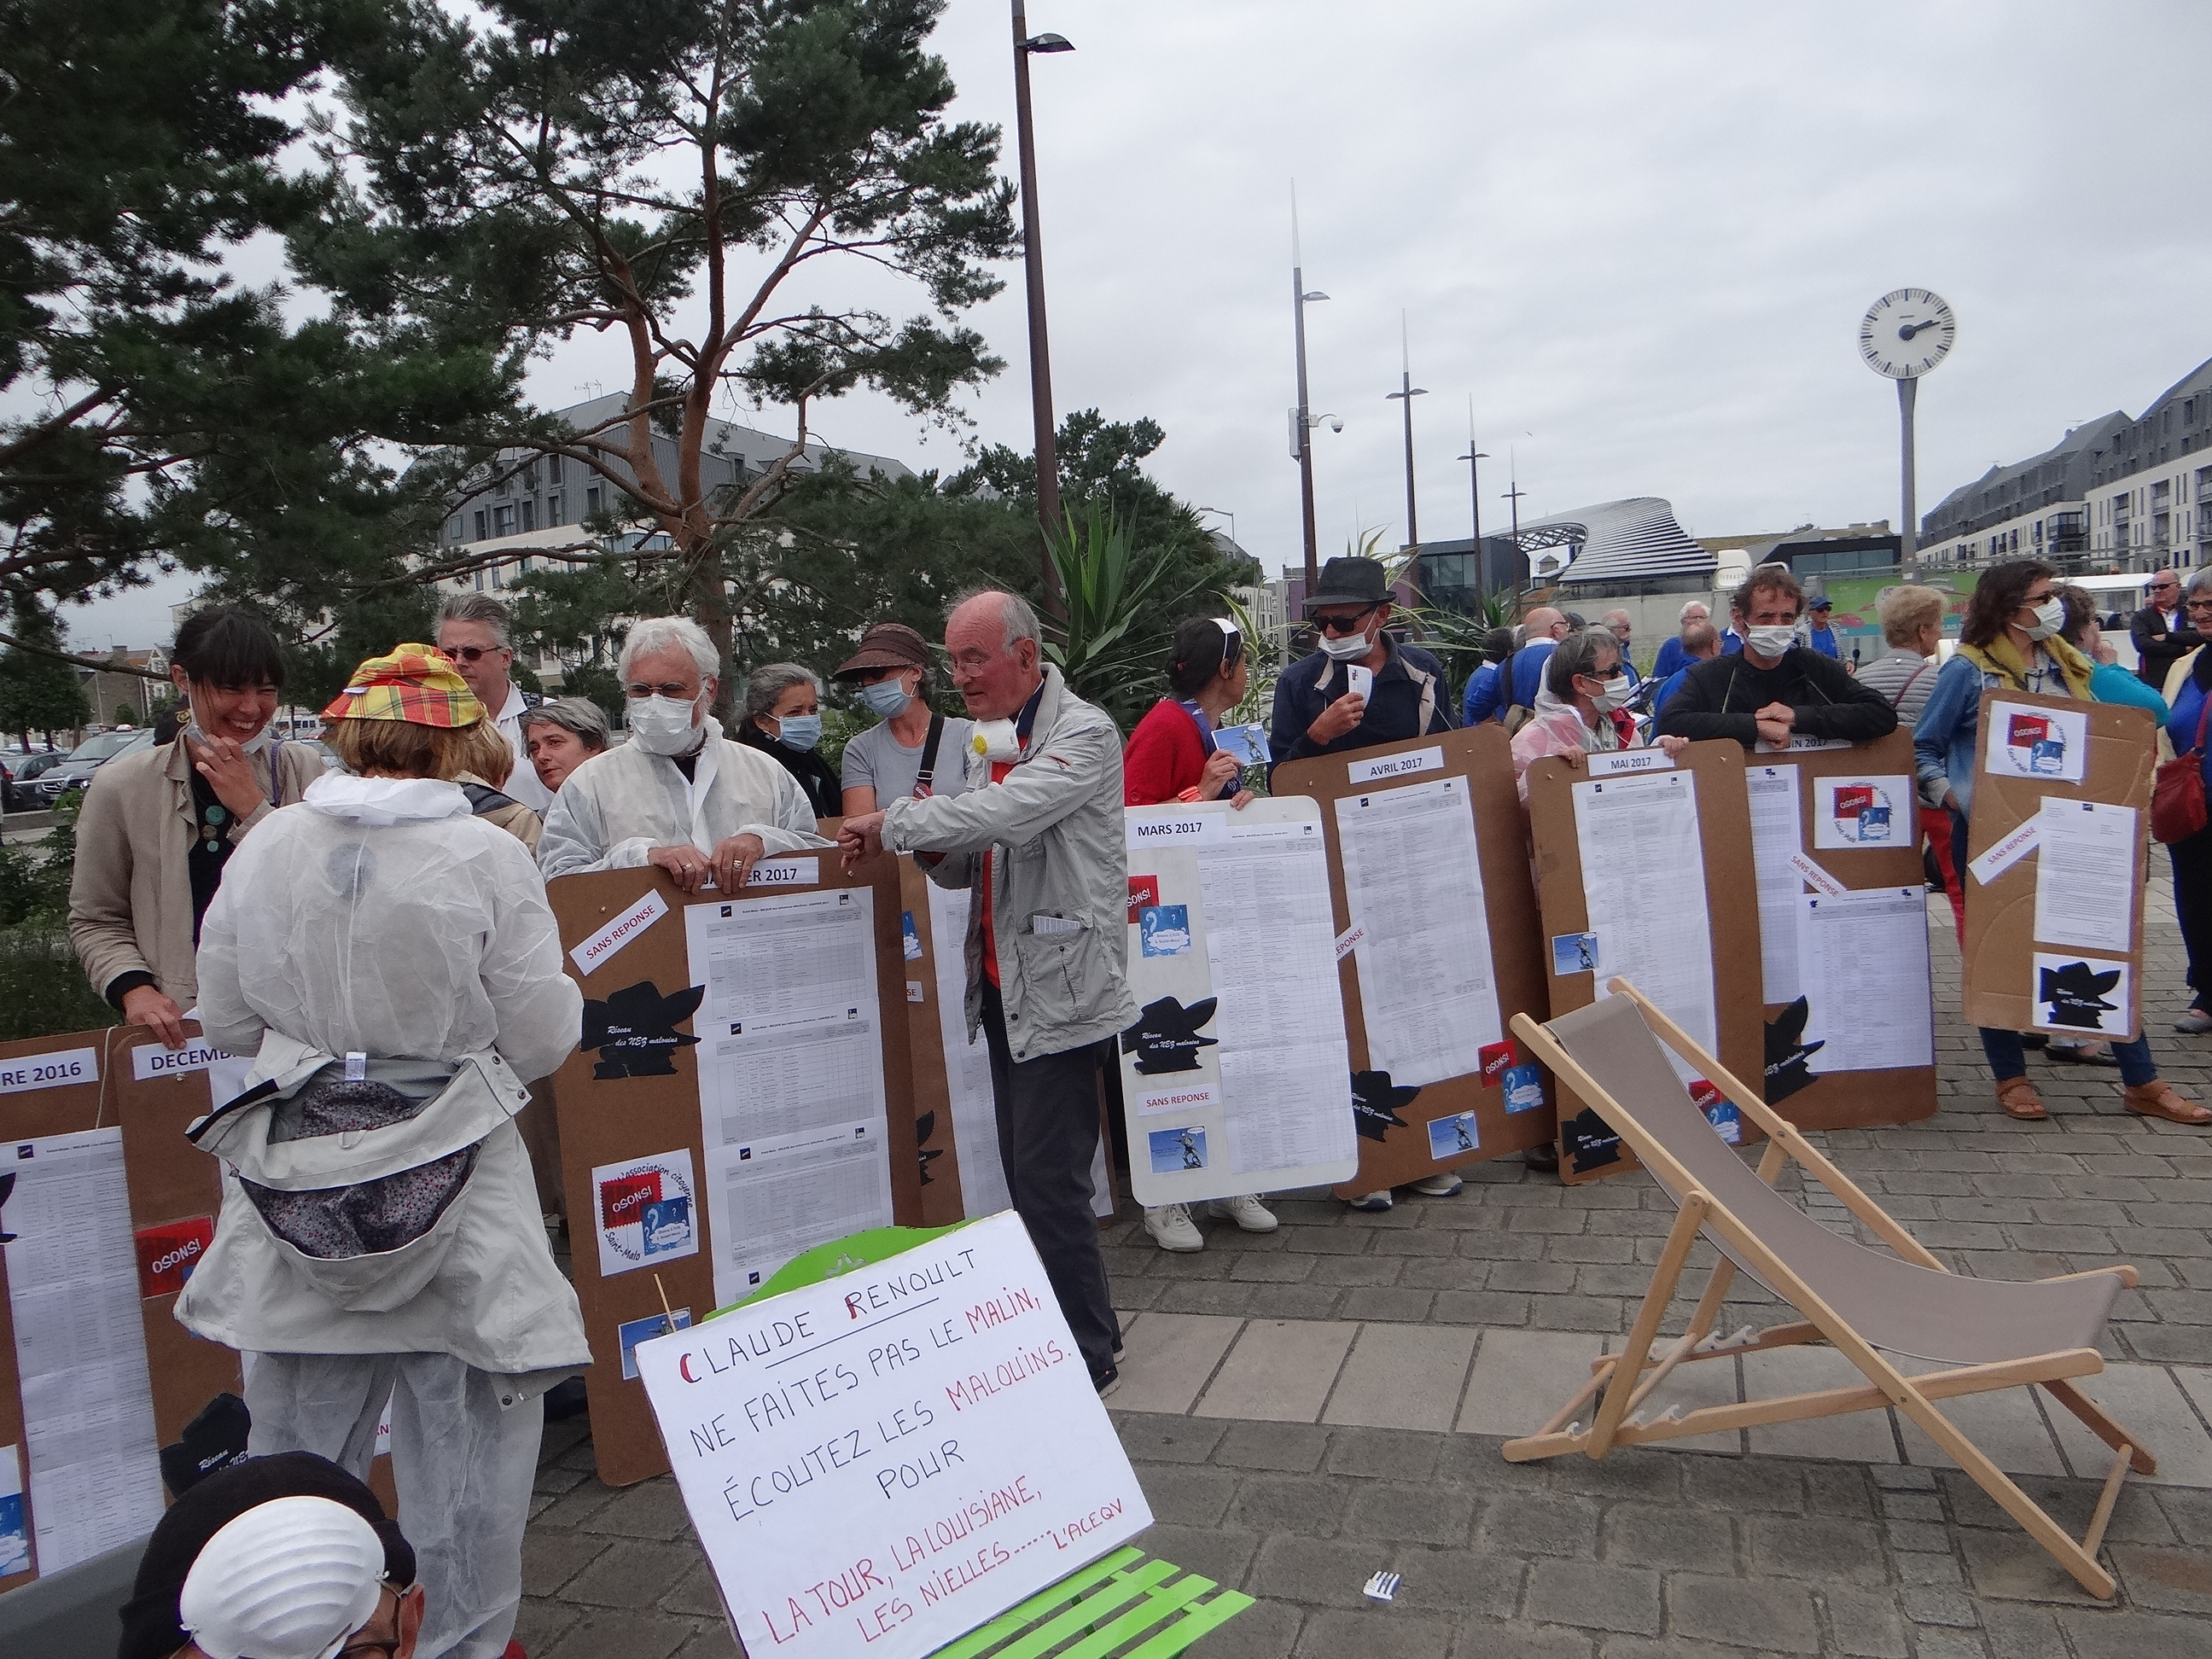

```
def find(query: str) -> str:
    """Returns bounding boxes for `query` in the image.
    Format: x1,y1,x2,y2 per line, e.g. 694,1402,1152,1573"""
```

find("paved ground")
518,882,2212,1657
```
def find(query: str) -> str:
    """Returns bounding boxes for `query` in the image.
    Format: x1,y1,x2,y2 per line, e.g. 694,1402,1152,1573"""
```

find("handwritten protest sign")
635,1211,1149,1658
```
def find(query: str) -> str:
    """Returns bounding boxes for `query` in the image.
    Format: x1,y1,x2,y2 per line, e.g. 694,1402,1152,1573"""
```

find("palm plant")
1040,504,1209,730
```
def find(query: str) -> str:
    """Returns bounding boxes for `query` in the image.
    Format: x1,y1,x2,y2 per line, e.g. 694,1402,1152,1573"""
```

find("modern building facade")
1918,356,2212,573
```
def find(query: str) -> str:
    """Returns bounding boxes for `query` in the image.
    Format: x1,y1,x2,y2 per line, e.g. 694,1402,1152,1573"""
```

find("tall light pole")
1011,4,1073,613
1193,504,1237,550
1457,396,1488,598
1384,311,1427,558
1858,288,1957,562
1503,475,1528,596
1289,186,1331,591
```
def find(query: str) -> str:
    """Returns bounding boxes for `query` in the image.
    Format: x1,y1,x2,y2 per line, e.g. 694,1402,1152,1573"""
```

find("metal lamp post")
1458,398,1488,598
1384,312,1427,558
1503,478,1528,596
1011,3,1073,612
1289,190,1329,591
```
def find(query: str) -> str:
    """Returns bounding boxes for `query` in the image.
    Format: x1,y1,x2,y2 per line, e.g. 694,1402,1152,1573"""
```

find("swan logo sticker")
1991,702,2087,783
591,1151,699,1277
1828,783,1893,844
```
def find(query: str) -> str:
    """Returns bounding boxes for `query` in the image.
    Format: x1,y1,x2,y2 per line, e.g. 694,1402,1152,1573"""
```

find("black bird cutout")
1561,1107,1623,1174
1121,997,1220,1074
160,1391,251,1497
1764,996,1825,1103
915,1110,942,1185
1350,1069,1420,1143
2040,961,2122,1030
0,1171,14,1243
581,980,705,1079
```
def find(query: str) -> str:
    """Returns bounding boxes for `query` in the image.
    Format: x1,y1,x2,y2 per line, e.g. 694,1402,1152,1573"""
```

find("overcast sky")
70,0,2212,649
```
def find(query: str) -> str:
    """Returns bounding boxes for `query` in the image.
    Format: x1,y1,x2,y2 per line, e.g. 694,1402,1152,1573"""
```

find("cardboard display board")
1117,799,1360,1205
636,1213,1150,1659
546,854,920,1487
1744,730,1939,1131
1272,727,1554,1196
1524,741,1767,1183
1961,689,2157,1040
0,1023,243,1592
897,858,998,1226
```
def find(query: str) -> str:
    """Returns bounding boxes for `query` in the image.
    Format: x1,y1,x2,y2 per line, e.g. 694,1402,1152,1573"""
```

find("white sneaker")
1347,1190,1394,1212
1208,1195,1278,1233
1410,1171,1464,1197
1144,1203,1204,1252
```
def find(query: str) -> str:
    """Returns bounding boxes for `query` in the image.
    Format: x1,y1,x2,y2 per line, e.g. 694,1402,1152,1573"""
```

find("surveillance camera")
1328,418,1343,434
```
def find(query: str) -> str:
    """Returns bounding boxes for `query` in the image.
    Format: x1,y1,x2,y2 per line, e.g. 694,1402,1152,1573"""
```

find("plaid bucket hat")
321,644,484,727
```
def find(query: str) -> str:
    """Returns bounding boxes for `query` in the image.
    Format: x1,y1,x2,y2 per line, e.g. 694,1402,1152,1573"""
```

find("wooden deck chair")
1505,981,2152,1600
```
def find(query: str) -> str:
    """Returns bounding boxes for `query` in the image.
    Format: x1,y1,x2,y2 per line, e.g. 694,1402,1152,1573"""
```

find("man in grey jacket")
839,590,1134,1393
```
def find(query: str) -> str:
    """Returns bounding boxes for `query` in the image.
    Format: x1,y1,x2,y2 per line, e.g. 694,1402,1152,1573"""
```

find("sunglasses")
1314,606,1379,635
443,644,508,664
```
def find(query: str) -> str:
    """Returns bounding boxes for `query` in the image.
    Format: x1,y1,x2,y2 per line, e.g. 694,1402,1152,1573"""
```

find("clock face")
1859,288,1957,379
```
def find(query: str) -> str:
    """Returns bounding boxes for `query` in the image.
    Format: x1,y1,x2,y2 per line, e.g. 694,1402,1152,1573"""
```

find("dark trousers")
980,982,1120,1382
2172,828,2212,1004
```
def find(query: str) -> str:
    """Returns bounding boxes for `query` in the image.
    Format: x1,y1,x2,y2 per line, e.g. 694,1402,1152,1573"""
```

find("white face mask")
1318,627,1371,661
1746,625,1798,659
627,692,704,756
2023,597,2065,642
1586,678,1634,713
969,719,1022,763
185,722,271,756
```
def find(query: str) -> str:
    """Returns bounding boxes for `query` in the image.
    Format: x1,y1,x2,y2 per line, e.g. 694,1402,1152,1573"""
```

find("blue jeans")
1951,811,2157,1087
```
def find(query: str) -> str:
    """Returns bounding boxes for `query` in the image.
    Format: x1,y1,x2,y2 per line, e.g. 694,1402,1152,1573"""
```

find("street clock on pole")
1861,288,1956,557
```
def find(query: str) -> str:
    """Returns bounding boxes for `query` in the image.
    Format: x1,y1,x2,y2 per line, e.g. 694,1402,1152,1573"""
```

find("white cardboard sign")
635,1212,1149,1659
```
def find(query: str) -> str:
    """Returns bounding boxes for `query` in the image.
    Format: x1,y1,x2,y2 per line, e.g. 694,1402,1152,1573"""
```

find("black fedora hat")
1305,556,1392,613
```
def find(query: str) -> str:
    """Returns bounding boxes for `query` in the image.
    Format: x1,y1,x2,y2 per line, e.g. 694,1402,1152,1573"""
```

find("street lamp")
1384,312,1427,560
1289,186,1333,591
1011,3,1073,614
1193,504,1237,550
1458,405,1489,597
1502,477,1528,596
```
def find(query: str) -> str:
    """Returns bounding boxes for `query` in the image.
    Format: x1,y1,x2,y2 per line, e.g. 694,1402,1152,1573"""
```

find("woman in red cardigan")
1123,616,1272,1252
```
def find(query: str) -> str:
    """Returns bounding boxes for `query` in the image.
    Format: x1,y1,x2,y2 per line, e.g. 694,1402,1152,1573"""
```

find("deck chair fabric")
1549,994,2122,1365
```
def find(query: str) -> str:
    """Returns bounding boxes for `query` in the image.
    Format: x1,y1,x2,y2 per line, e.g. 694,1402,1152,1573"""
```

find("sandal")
2123,1081,2212,1125
1995,1078,2048,1121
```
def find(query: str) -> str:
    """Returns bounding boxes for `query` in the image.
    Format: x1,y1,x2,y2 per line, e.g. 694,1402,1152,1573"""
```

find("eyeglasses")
443,644,509,664
1314,606,1379,635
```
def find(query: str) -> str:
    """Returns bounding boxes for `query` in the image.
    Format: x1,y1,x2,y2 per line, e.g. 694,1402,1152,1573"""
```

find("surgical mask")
185,722,272,756
1587,678,1634,713
2023,598,2065,642
1746,626,1798,658
1318,628,1371,662
775,713,824,752
970,719,1022,763
627,693,703,756
859,679,911,719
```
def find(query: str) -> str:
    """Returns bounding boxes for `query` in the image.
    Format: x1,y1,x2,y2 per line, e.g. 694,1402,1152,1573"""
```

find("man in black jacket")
1657,565,1897,748
2130,568,2199,691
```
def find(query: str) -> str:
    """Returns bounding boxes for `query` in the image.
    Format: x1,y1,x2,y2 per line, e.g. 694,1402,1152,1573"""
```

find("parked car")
37,727,154,800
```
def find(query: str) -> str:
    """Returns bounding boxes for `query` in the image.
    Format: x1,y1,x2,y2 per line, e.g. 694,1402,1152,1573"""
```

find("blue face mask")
776,713,824,752
859,678,911,719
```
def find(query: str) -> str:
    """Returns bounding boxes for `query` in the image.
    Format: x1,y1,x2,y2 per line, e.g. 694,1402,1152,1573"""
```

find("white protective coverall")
536,713,829,879
183,771,587,1659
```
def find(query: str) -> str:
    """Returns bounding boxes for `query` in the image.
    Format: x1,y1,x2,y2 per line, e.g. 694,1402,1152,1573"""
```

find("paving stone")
2054,1608,2212,1659
1114,1410,1228,1464
1970,1604,2070,1659
1746,1514,1888,1585
1308,1254,1407,1286
1173,1596,1304,1659
578,1476,692,1540
1324,1322,1476,1431
1342,1481,1476,1546
1522,1557,1662,1636
1897,1585,1982,1627
1379,1543,1524,1620
1198,1319,1358,1421
1956,1529,2111,1603
1817,1585,1911,1658
1666,1572,1823,1654
1324,1425,1442,1482
1456,1329,1604,1438
660,1560,726,1620
1229,1473,1347,1537
2109,1542,2212,1615
1112,1311,1243,1414
559,1537,696,1610
1248,1534,1393,1609
1135,1462,1240,1528
1599,1500,1731,1572
1211,1419,1331,1471
522,1529,609,1598
1681,1456,1806,1512
670,1627,740,1659
1292,1609,1456,1657
539,1609,700,1659
1126,1520,1262,1596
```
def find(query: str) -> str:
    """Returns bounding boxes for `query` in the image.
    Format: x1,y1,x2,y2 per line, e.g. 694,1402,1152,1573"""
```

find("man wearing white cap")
119,1450,422,1659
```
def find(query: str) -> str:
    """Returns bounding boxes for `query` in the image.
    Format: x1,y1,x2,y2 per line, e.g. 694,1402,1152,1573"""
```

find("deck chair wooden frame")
1504,979,2152,1600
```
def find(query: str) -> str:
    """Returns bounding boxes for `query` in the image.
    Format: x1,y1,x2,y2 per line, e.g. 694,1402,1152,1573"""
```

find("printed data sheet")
1201,814,1356,1175
2034,800,2139,953
3,1127,166,1575
1746,764,1804,1004
1334,776,1503,1086
925,880,1010,1216
1573,770,1720,1069
685,888,894,1306
1794,888,1936,1073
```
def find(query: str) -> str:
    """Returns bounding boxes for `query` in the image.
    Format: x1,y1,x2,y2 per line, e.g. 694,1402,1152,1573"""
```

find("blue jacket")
1508,641,1556,710
2168,669,2212,781
1806,625,1841,659
1269,639,1455,772
1461,661,1506,725
1652,636,1690,680
2093,661,2168,722
1650,666,1691,721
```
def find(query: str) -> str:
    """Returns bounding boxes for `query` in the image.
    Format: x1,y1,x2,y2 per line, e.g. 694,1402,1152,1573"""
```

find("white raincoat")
181,772,587,1376
536,714,828,879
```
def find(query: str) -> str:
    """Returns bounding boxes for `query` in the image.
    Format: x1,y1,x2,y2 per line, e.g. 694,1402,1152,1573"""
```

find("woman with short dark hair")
1915,561,2204,1124
68,608,322,1047
736,661,841,818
